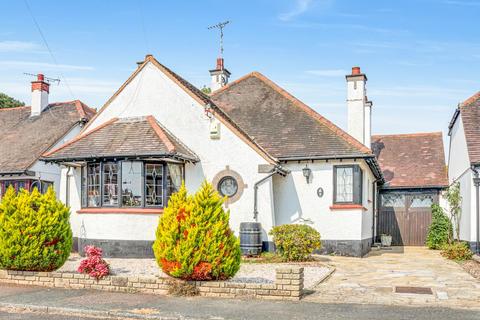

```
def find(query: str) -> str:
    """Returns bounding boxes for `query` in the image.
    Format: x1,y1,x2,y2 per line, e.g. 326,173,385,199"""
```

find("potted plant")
381,234,392,247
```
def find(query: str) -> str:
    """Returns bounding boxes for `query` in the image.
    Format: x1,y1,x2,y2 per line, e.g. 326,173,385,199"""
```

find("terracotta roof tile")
372,132,448,188
210,72,372,159
459,92,480,164
42,116,198,162
0,101,94,174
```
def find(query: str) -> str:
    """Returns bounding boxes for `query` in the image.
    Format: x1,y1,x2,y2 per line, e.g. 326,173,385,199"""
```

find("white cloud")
279,0,314,21
306,69,347,77
0,41,40,52
0,60,94,71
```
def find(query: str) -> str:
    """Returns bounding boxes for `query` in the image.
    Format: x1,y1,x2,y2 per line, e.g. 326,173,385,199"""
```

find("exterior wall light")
302,165,312,183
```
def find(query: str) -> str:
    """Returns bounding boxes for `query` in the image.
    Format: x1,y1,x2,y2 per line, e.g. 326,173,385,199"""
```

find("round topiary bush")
153,181,241,280
269,224,321,261
0,186,72,271
426,204,452,249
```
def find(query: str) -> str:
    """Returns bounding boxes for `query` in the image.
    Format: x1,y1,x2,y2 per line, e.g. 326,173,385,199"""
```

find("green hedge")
0,187,72,271
426,204,452,249
270,224,321,261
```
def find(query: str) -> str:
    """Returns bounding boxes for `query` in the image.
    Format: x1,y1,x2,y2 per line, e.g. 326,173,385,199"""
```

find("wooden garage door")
378,191,438,246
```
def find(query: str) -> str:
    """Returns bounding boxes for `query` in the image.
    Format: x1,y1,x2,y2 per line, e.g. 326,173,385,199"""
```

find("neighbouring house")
448,92,480,253
0,74,94,199
42,55,385,258
372,133,448,246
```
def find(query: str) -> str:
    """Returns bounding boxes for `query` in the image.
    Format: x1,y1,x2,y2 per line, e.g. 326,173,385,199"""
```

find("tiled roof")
459,92,480,164
372,132,448,188
42,116,198,162
210,72,373,160
0,100,94,174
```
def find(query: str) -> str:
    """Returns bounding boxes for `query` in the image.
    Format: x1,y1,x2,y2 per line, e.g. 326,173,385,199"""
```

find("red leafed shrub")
192,262,213,280
77,246,110,280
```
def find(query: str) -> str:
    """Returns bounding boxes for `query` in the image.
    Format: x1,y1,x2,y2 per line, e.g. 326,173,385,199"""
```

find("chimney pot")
216,58,224,70
37,73,45,81
352,66,361,75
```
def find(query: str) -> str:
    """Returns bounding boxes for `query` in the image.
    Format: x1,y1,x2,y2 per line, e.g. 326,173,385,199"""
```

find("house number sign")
317,187,324,198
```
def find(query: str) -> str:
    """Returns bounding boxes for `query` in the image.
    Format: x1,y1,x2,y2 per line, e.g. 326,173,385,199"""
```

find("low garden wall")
0,266,304,301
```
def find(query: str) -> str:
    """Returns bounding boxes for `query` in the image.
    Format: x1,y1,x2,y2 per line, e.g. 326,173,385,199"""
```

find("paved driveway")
306,247,480,310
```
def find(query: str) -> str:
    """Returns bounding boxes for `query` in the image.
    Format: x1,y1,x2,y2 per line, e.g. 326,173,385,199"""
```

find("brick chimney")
31,74,49,116
209,58,231,91
346,67,371,147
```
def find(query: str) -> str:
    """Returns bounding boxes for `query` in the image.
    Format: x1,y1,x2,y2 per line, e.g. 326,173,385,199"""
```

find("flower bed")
59,254,330,289
0,266,305,301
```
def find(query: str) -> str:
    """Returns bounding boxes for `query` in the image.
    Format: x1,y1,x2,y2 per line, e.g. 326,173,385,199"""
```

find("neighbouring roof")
454,91,480,165
42,116,198,162
210,72,373,160
0,100,94,175
371,132,448,188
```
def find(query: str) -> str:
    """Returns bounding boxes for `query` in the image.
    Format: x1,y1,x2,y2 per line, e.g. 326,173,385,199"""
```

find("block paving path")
306,247,480,309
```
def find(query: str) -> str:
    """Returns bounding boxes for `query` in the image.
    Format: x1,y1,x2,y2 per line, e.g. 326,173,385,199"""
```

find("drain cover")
395,286,433,295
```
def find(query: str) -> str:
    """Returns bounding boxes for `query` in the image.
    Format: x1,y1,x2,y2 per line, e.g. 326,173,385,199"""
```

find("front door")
378,190,439,246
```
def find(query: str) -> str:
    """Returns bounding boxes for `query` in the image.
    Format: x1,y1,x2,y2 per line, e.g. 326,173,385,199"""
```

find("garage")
378,189,440,246
372,133,448,247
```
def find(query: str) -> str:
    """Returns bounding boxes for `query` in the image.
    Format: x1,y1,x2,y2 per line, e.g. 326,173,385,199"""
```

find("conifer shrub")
426,204,453,249
0,186,72,271
153,182,241,280
270,224,321,261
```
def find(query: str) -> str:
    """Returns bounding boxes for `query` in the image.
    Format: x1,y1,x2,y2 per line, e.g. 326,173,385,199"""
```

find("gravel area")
60,254,331,289
461,259,480,280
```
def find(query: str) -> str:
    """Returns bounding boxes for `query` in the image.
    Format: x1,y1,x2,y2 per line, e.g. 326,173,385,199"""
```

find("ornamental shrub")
269,224,321,261
441,241,473,261
77,245,110,280
0,186,72,271
426,204,453,249
153,181,241,280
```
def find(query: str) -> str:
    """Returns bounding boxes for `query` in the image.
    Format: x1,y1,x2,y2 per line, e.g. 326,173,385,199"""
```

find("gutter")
0,170,36,177
40,153,200,164
253,166,289,222
279,154,384,183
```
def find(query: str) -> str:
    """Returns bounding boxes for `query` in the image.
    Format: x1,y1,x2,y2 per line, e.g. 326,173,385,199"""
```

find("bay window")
333,165,363,205
81,161,183,209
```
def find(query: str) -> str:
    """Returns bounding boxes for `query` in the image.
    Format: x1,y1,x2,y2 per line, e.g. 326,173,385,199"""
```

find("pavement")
308,246,480,309
0,283,479,320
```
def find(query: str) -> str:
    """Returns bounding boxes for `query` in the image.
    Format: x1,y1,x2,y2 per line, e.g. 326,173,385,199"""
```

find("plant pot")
381,234,392,247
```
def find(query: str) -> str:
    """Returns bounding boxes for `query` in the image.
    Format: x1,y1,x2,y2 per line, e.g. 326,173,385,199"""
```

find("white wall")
448,113,477,244
68,61,275,242
29,124,84,197
273,159,375,241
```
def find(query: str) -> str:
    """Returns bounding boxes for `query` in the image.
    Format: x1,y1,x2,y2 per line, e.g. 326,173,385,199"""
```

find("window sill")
77,208,164,214
329,204,367,211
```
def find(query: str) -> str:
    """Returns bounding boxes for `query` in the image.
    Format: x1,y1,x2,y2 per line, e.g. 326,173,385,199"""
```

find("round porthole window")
218,176,238,197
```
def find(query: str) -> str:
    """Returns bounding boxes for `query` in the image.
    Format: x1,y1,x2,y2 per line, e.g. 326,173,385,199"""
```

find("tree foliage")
269,224,321,261
0,93,25,109
0,187,72,271
153,182,241,280
426,204,452,249
445,182,462,241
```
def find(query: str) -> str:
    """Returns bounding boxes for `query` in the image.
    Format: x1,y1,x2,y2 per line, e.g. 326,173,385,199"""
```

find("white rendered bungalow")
42,55,383,257
448,92,480,254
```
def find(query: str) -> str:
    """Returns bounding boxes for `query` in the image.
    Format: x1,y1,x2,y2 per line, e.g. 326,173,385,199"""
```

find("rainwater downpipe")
472,166,480,254
253,169,280,222
65,166,72,207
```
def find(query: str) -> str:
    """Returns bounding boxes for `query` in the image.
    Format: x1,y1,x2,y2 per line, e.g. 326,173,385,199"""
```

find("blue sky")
1,0,479,140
